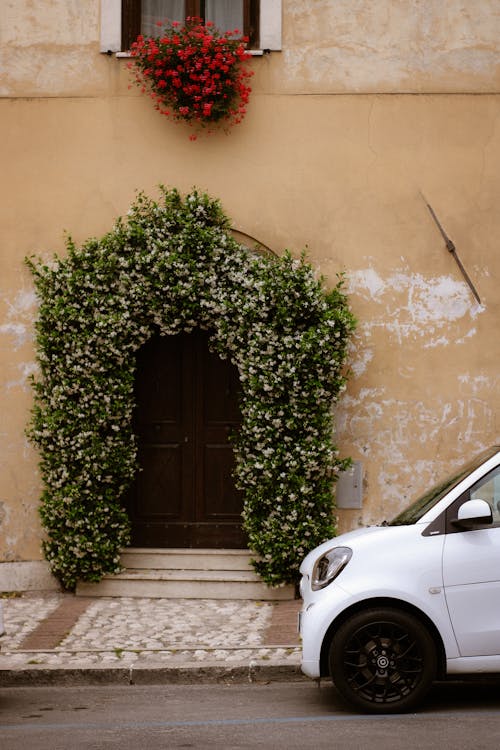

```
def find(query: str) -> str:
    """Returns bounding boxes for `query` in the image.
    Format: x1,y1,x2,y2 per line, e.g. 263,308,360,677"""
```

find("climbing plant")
27,188,356,590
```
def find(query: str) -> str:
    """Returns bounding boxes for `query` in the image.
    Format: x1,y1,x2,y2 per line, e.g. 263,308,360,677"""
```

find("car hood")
299,525,403,576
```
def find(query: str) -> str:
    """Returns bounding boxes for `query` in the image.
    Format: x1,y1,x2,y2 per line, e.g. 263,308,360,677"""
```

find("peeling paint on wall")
0,289,37,350
347,268,485,346
458,374,498,395
0,283,43,565
0,289,39,392
336,264,495,532
5,362,39,392
349,346,374,377
283,0,500,92
337,387,497,528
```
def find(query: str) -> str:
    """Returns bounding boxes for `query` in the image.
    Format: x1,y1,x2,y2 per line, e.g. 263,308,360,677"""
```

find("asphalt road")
1,680,500,749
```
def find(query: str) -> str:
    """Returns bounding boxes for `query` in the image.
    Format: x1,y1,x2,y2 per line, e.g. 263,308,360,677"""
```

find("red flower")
129,17,253,136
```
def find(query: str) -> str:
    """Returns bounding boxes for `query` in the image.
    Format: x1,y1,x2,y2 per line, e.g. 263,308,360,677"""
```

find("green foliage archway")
27,188,356,590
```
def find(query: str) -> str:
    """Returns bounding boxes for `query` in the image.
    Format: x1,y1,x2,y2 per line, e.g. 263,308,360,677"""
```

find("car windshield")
388,447,499,526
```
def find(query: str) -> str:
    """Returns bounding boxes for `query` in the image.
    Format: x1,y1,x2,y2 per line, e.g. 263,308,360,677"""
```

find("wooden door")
125,330,246,548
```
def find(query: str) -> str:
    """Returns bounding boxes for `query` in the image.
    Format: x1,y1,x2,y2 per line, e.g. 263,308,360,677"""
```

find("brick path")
1,594,303,681
263,599,301,645
17,597,92,650
14,596,301,651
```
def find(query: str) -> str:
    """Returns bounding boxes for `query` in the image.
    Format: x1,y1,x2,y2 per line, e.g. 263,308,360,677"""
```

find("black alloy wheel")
329,607,437,714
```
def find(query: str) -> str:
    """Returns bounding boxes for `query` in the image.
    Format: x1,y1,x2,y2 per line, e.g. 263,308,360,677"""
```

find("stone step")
76,579,293,600
120,548,256,571
76,575,293,600
91,568,264,583
75,548,295,600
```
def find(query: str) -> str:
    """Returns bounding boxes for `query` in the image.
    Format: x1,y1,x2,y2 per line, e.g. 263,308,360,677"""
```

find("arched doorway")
125,329,246,548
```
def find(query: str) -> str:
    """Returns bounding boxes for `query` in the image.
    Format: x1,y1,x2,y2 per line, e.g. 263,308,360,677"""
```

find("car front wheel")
329,607,437,713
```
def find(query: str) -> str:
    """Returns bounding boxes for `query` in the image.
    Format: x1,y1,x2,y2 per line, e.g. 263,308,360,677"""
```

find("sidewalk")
0,592,303,686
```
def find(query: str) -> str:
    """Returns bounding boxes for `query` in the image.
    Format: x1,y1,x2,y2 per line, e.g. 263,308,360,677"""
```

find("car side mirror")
451,498,493,530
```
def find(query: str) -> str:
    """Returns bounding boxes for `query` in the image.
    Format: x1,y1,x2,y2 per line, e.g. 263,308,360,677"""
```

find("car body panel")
300,525,459,677
443,526,500,656
299,447,500,682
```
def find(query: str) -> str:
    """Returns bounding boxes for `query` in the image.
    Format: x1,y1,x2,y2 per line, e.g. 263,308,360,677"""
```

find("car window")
388,447,499,526
470,466,500,523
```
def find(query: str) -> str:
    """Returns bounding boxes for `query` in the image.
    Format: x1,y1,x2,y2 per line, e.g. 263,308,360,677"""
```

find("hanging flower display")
26,188,356,590
128,18,253,133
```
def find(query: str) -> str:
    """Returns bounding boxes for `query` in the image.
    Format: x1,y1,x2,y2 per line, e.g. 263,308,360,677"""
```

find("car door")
442,465,500,657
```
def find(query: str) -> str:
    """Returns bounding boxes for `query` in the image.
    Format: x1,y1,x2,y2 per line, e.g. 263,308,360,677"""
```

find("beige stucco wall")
1,1,499,583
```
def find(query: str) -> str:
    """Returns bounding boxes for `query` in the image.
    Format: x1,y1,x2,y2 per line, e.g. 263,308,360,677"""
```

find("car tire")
329,607,437,714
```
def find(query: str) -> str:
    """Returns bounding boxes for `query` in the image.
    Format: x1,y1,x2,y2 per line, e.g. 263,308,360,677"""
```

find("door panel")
203,445,242,516
443,528,500,656
136,334,183,426
442,466,500,657
137,445,183,517
126,330,245,548
198,340,242,523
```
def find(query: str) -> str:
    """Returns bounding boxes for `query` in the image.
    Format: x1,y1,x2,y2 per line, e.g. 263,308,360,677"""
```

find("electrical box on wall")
336,461,363,509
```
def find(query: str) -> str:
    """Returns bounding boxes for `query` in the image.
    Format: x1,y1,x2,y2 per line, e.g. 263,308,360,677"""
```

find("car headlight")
311,546,352,591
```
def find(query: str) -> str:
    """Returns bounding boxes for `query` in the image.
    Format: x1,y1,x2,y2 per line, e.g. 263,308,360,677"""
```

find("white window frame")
100,0,282,54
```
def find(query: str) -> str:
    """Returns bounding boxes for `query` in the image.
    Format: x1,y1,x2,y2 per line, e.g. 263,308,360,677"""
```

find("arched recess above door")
27,187,355,590
230,229,276,258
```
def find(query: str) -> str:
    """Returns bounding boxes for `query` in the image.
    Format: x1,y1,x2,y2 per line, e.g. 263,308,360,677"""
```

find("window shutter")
259,0,281,51
100,0,122,53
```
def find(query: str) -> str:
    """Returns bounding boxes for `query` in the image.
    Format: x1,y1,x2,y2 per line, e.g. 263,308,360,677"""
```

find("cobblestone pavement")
0,593,302,675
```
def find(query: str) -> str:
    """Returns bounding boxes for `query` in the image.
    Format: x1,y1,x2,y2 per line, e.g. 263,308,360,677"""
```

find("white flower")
28,188,355,589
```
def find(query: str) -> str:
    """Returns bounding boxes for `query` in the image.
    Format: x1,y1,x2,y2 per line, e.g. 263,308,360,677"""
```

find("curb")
0,662,306,687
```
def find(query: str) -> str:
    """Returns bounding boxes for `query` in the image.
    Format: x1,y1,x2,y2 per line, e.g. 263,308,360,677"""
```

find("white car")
299,446,500,713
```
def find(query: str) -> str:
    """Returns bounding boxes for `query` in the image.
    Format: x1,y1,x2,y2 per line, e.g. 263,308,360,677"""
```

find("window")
470,466,500,523
100,0,282,54
122,1,259,50
441,464,500,534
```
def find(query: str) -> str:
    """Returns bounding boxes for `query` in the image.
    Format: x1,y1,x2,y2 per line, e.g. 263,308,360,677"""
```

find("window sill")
112,49,270,58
